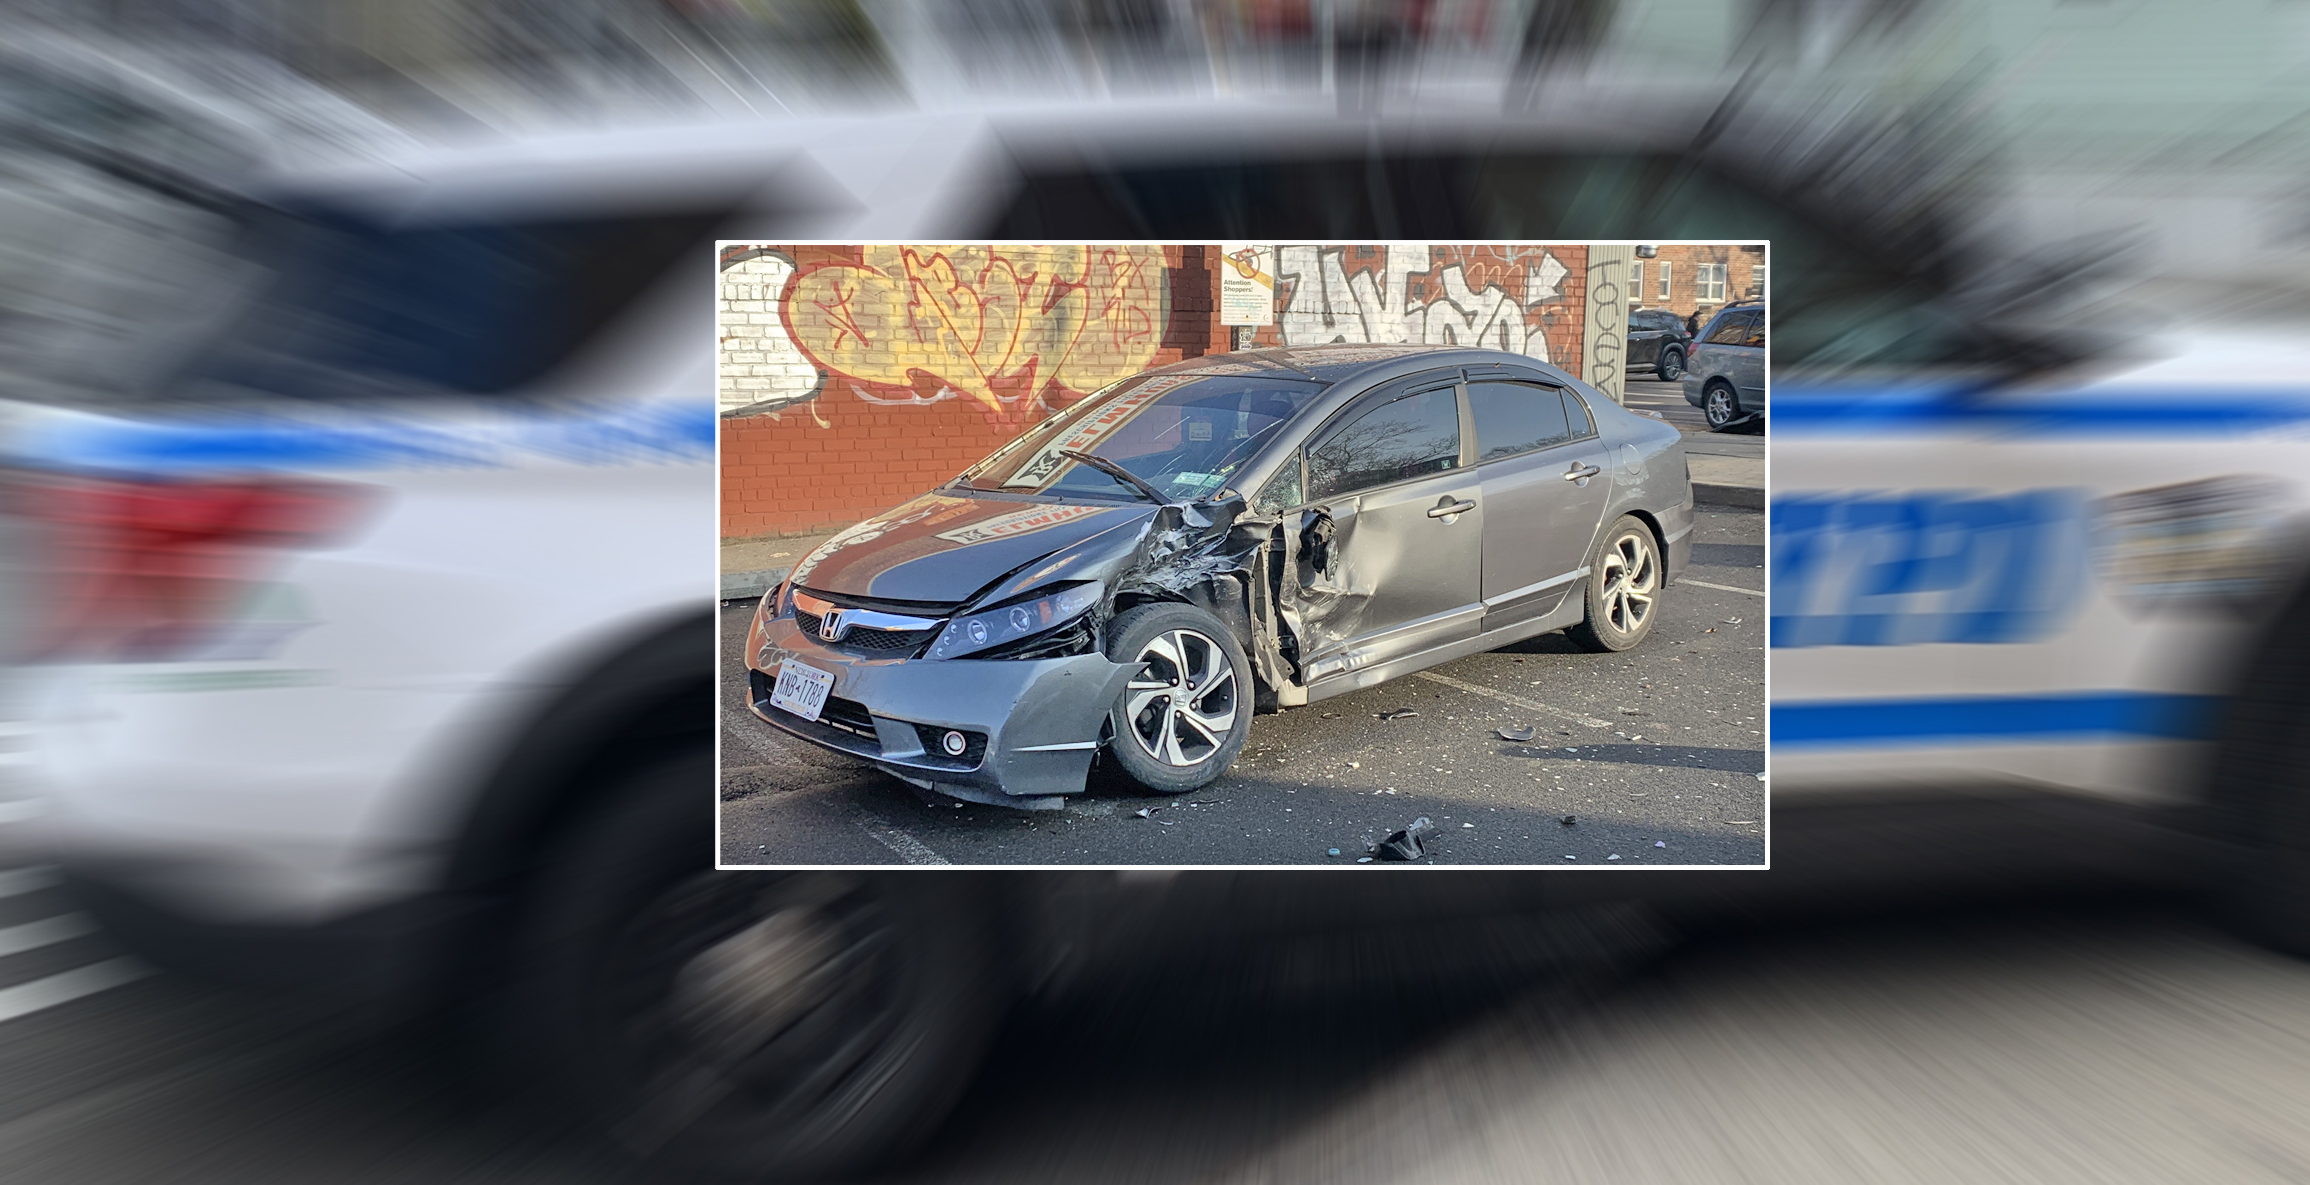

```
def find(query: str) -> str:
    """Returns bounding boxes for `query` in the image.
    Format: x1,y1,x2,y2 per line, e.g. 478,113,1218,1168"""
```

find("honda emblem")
818,608,848,642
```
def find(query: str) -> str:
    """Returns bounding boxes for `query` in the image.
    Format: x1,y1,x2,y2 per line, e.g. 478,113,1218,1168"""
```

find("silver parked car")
1682,300,1767,430
743,344,1694,810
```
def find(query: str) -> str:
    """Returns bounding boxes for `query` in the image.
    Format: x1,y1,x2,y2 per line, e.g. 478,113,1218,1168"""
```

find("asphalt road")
719,502,1766,867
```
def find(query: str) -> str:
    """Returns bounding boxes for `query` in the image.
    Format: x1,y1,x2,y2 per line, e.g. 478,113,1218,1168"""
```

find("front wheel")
1703,383,1741,432
498,754,1002,1180
1567,516,1664,653
1103,602,1253,794
1657,347,1685,381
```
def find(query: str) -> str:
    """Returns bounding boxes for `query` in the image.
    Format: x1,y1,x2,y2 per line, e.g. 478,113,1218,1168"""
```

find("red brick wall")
720,242,1599,540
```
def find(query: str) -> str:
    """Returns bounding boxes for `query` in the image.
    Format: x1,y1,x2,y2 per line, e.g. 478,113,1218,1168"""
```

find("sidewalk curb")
1693,482,1765,510
721,565,790,602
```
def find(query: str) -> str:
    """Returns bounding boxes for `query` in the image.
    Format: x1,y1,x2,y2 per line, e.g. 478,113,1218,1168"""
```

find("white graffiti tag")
1275,245,1556,364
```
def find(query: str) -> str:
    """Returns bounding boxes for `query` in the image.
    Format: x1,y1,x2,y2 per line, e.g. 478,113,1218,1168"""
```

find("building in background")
719,241,1627,540
1631,244,1767,320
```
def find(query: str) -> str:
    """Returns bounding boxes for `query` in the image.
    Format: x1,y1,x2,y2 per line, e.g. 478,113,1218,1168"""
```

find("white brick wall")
718,252,820,414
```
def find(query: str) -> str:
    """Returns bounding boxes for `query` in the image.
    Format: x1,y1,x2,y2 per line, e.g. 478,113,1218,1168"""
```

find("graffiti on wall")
1273,244,1575,362
720,244,1167,420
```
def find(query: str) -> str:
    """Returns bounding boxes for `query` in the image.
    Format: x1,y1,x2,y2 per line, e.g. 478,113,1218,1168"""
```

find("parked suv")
1681,300,1766,430
1627,307,1694,380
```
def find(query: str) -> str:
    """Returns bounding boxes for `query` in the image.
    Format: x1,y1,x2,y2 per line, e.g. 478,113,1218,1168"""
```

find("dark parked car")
1682,300,1767,430
744,344,1695,810
1628,307,1694,379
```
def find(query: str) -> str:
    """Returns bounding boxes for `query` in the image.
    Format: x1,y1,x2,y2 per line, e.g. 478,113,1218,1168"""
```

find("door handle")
1564,464,1601,481
1426,498,1477,519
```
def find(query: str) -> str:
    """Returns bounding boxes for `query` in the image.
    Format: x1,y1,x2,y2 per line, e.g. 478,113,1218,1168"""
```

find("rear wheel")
1103,602,1252,795
1567,516,1663,653
2207,593,2310,957
1657,347,1684,381
500,753,1001,1180
1703,383,1740,431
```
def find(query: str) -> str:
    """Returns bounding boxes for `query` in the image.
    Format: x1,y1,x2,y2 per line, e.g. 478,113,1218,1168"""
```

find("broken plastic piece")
1496,725,1536,742
1460,822,1474,829
1654,840,1667,848
1356,856,1373,863
1371,816,1435,861
1560,815,1576,826
1377,707,1419,720
1608,854,1622,861
1327,847,1341,856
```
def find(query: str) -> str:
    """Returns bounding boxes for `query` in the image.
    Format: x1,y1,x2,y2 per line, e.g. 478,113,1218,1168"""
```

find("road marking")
0,913,97,957
0,957,150,1025
856,816,950,865
1680,579,1765,597
0,867,59,899
1412,672,1611,729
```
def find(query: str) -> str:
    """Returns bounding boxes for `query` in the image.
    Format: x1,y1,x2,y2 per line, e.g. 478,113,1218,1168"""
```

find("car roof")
1140,343,1569,389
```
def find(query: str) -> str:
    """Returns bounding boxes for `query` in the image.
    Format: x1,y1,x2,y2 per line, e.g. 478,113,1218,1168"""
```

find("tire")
1657,347,1684,381
1103,602,1253,794
2206,589,2310,958
1703,383,1740,432
498,753,1002,1180
1567,516,1664,653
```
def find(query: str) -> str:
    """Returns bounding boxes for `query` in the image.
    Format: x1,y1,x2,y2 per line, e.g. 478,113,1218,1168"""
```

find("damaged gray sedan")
743,344,1693,810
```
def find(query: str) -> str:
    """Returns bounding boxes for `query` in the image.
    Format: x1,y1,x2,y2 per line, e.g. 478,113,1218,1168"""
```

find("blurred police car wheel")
501,753,999,1179
2208,584,2310,960
1568,517,1664,654
1104,603,1253,795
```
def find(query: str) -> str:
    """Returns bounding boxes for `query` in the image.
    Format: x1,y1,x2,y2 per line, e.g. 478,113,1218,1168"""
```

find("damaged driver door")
1294,376,1483,689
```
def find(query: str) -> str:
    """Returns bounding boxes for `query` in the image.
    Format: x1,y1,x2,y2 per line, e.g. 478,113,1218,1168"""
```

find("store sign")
1219,244,1276,326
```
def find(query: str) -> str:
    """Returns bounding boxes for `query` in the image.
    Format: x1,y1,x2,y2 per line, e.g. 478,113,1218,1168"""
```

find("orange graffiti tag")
782,245,1167,414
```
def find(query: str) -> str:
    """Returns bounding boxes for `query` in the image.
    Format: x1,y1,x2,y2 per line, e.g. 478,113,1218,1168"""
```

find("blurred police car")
9,48,2308,1179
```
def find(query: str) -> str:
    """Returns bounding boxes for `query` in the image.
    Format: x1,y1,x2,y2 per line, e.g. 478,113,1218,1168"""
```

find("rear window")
181,205,724,401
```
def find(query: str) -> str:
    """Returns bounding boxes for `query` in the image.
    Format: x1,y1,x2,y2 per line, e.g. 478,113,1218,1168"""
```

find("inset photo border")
717,242,1767,868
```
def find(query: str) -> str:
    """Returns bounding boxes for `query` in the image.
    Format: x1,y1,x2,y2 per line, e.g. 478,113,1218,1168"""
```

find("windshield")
959,372,1328,501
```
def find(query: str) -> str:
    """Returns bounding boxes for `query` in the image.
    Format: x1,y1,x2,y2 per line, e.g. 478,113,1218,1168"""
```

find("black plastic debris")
1378,707,1420,721
1370,816,1435,861
1560,815,1577,826
1496,725,1536,742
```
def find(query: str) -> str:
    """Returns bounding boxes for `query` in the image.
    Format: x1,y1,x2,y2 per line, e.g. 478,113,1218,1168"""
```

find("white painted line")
0,867,59,900
1412,671,1611,729
0,957,150,1025
0,801,42,824
856,817,950,865
1680,579,1765,597
0,913,97,958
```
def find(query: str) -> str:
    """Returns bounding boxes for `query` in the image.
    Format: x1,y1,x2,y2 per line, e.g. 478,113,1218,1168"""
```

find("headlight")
926,581,1103,661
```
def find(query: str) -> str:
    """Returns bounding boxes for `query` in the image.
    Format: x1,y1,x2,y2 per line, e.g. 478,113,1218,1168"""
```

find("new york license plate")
769,660,835,721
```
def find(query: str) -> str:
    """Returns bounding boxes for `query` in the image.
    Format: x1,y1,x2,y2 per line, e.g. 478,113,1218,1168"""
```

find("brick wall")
720,242,1598,540
1630,244,1766,322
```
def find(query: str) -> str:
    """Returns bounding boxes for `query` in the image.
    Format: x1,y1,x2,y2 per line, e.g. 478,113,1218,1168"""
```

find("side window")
1705,310,1754,345
1257,457,1303,512
1468,381,1573,461
1562,389,1595,437
1306,387,1460,501
1744,313,1766,347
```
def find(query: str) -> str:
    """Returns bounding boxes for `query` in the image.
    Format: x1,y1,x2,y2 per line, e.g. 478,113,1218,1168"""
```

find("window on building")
1696,262,1727,303
1656,262,1672,301
1752,261,1767,298
1630,261,1643,305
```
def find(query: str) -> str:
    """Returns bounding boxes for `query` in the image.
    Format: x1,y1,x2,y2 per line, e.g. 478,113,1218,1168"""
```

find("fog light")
941,730,967,756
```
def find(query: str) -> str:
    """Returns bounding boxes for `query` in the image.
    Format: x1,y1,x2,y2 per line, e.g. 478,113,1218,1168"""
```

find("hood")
791,492,1157,606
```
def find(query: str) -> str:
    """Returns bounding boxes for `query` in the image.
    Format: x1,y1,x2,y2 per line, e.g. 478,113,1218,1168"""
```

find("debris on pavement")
1561,815,1577,826
1320,712,1341,719
1134,806,1169,819
1377,707,1420,721
1356,856,1373,863
1461,822,1474,828
1370,816,1436,860
1722,617,1743,625
1327,847,1341,856
1608,854,1622,860
1654,841,1667,848
1346,761,1359,769
1496,725,1537,741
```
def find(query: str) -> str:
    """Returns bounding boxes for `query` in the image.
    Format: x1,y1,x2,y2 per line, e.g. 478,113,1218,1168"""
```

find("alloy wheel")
1597,530,1659,636
1123,628,1239,767
1706,386,1736,428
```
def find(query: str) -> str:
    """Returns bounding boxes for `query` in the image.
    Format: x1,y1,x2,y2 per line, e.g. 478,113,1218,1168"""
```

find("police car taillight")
8,474,374,662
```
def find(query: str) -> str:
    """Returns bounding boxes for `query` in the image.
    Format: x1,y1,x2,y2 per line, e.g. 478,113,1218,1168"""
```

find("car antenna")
1058,449,1171,504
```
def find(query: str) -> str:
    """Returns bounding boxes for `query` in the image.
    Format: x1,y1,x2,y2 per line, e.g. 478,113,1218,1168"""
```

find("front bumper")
745,617,1137,810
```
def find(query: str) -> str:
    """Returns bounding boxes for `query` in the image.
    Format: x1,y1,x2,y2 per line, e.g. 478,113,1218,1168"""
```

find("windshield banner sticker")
1001,373,1202,489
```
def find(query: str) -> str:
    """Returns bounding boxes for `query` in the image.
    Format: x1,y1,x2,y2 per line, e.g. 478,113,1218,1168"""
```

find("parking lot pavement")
720,505,1766,867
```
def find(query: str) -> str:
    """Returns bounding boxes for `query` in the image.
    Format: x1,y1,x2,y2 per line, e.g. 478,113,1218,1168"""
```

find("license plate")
769,660,835,722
